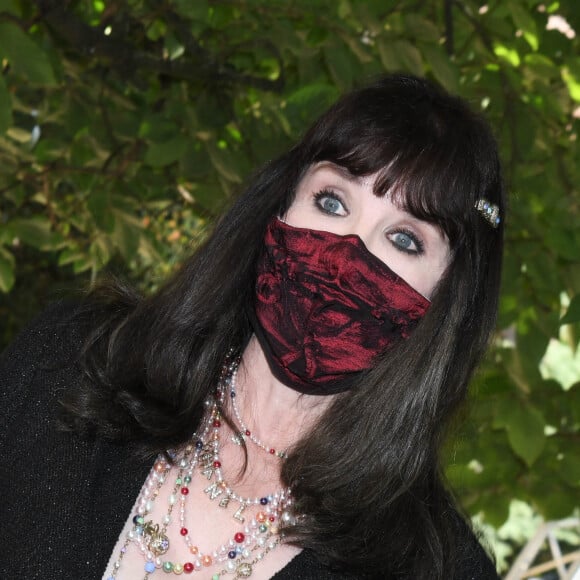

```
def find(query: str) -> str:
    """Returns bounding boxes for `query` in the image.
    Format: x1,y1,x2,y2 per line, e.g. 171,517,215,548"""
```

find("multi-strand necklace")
106,356,295,580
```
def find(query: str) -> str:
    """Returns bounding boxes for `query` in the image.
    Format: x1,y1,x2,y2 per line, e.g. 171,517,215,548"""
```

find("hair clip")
475,199,501,228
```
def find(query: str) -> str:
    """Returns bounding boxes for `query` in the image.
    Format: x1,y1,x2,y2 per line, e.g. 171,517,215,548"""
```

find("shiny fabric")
252,219,430,394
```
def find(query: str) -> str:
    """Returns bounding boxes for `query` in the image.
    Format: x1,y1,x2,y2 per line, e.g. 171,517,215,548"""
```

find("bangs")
303,76,501,246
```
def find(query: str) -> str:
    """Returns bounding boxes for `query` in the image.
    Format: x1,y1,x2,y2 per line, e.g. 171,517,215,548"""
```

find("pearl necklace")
107,363,296,579
227,358,288,460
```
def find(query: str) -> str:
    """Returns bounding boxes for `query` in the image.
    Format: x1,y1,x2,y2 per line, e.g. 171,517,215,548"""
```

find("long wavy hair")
63,74,505,579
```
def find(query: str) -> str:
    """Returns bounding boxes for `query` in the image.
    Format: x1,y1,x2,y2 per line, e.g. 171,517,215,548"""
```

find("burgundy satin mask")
251,218,431,395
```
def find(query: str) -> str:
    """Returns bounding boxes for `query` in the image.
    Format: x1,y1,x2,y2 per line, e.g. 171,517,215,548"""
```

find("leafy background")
1,0,579,573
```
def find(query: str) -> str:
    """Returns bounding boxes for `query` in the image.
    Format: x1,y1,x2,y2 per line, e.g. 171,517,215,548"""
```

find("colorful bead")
173,563,184,574
234,532,245,543
213,460,221,468
183,562,194,573
163,561,174,573
181,487,189,495
180,527,188,536
228,550,237,559
145,562,156,573
260,497,268,505
201,554,213,567
213,419,221,427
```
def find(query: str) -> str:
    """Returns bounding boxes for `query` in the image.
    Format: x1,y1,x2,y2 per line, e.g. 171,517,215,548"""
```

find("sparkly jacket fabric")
0,302,500,580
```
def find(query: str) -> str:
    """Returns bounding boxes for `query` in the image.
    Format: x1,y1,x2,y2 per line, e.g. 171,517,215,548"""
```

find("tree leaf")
0,23,57,85
392,40,424,76
508,0,538,51
144,136,188,167
0,247,15,293
422,45,459,92
404,14,441,43
7,218,65,250
87,190,115,232
561,294,580,325
0,75,12,134
506,405,546,467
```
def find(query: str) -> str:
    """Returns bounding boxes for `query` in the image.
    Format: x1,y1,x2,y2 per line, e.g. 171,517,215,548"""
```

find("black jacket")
0,302,500,579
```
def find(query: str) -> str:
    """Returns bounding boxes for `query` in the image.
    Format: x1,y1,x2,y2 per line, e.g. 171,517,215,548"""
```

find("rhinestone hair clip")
475,198,501,228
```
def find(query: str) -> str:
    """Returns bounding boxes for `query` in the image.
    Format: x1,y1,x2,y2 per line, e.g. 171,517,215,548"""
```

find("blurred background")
0,0,578,576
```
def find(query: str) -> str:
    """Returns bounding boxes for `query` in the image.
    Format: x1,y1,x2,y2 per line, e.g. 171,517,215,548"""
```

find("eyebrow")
314,161,364,184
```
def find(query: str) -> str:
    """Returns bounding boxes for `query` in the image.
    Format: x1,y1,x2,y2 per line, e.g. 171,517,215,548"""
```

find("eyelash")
312,189,425,256
313,189,346,216
390,228,425,256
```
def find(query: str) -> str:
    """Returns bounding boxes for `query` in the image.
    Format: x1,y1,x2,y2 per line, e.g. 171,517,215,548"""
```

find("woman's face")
284,162,450,298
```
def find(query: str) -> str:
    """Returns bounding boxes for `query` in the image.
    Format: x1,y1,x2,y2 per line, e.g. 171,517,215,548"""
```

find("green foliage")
1,0,579,570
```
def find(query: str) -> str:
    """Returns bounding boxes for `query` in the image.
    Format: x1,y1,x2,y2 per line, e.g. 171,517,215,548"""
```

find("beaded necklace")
106,359,295,580
228,357,288,460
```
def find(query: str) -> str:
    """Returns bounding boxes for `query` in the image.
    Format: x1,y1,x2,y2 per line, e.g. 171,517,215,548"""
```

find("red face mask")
251,218,431,395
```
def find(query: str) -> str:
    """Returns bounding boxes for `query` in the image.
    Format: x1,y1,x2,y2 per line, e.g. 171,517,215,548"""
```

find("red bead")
213,419,221,427
245,430,251,436
184,562,194,573
213,460,221,468
181,487,189,495
234,532,245,543
269,448,275,454
180,527,188,536
269,516,275,522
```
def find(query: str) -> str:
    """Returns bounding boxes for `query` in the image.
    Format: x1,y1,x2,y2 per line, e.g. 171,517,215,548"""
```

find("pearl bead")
174,563,184,574
169,494,177,505
226,560,237,572
201,555,213,567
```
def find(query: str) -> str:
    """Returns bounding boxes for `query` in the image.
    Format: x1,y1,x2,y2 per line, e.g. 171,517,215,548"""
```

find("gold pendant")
236,561,253,577
233,503,246,523
204,481,224,501
201,466,216,480
218,494,231,509
143,522,170,556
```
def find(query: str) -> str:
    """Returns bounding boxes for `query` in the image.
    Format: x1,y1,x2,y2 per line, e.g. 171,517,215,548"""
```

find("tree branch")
32,0,284,92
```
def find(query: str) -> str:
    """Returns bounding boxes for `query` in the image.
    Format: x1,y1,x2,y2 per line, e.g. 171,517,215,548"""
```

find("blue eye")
389,230,423,255
314,190,348,216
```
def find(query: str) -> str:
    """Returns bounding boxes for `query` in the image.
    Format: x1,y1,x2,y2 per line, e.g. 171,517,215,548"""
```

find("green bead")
259,524,268,533
212,575,220,580
175,477,182,485
163,561,174,573
184,476,192,484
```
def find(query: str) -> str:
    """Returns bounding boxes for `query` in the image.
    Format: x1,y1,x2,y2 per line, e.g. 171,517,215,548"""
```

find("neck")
230,336,332,454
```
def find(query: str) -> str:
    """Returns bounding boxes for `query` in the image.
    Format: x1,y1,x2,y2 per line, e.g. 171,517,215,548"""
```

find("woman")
0,74,503,579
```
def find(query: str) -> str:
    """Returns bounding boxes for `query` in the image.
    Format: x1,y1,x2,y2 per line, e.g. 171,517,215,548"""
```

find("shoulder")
447,509,500,580
0,300,88,421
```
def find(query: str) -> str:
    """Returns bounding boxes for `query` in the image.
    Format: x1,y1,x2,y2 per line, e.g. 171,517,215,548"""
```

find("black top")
0,302,500,579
